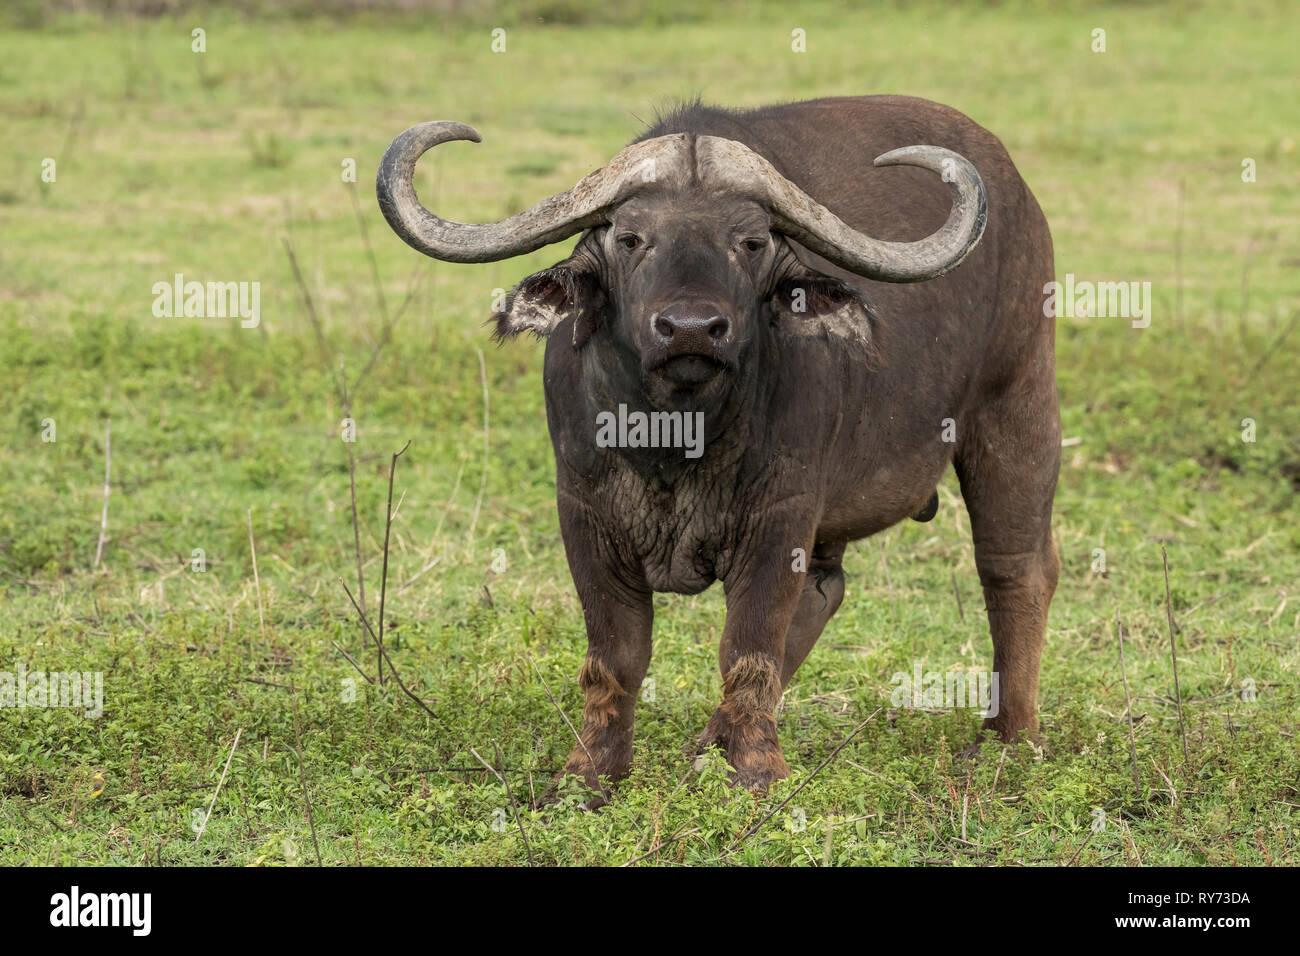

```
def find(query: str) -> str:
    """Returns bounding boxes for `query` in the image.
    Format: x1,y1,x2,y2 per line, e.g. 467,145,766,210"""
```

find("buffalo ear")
770,274,880,355
493,264,605,347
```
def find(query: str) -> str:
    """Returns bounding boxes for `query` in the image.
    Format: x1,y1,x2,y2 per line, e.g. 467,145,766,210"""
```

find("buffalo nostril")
654,310,729,347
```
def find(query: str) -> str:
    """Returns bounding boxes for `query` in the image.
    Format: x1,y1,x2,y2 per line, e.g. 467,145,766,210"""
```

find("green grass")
1,0,1297,865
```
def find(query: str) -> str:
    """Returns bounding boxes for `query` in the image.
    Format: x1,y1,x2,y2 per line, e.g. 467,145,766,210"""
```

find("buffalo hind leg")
780,542,847,689
955,381,1061,748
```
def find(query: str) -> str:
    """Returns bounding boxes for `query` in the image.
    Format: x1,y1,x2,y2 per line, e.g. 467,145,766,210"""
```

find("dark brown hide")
380,95,1060,797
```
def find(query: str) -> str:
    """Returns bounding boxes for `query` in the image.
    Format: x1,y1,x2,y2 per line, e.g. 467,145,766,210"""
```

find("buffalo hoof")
956,739,992,763
726,753,791,792
538,768,612,812
958,725,1046,763
540,744,626,810
693,720,791,792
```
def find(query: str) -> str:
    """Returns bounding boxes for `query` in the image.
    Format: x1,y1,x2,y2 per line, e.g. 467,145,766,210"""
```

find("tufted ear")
769,273,880,358
492,262,606,347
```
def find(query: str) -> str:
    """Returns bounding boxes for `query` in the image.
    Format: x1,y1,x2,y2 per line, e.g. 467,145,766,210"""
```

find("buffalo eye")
616,233,642,252
739,237,767,255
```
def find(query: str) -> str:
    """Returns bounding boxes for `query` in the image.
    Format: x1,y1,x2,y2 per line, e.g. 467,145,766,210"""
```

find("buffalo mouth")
655,354,726,387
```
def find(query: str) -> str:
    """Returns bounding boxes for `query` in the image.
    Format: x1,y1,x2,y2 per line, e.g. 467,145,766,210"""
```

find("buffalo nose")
652,309,730,352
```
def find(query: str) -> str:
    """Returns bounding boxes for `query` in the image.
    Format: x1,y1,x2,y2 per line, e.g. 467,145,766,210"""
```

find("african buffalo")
377,96,1060,797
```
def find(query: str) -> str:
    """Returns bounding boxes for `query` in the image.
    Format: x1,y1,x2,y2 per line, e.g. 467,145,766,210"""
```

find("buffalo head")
376,122,986,407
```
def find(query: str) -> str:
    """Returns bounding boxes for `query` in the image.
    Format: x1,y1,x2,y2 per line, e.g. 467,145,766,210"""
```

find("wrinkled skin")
494,96,1060,799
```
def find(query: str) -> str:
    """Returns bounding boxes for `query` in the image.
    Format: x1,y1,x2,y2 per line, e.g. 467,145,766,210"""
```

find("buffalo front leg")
554,492,653,802
698,502,817,790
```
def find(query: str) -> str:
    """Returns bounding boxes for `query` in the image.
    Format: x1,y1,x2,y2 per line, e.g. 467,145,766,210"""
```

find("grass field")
1,0,1297,865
